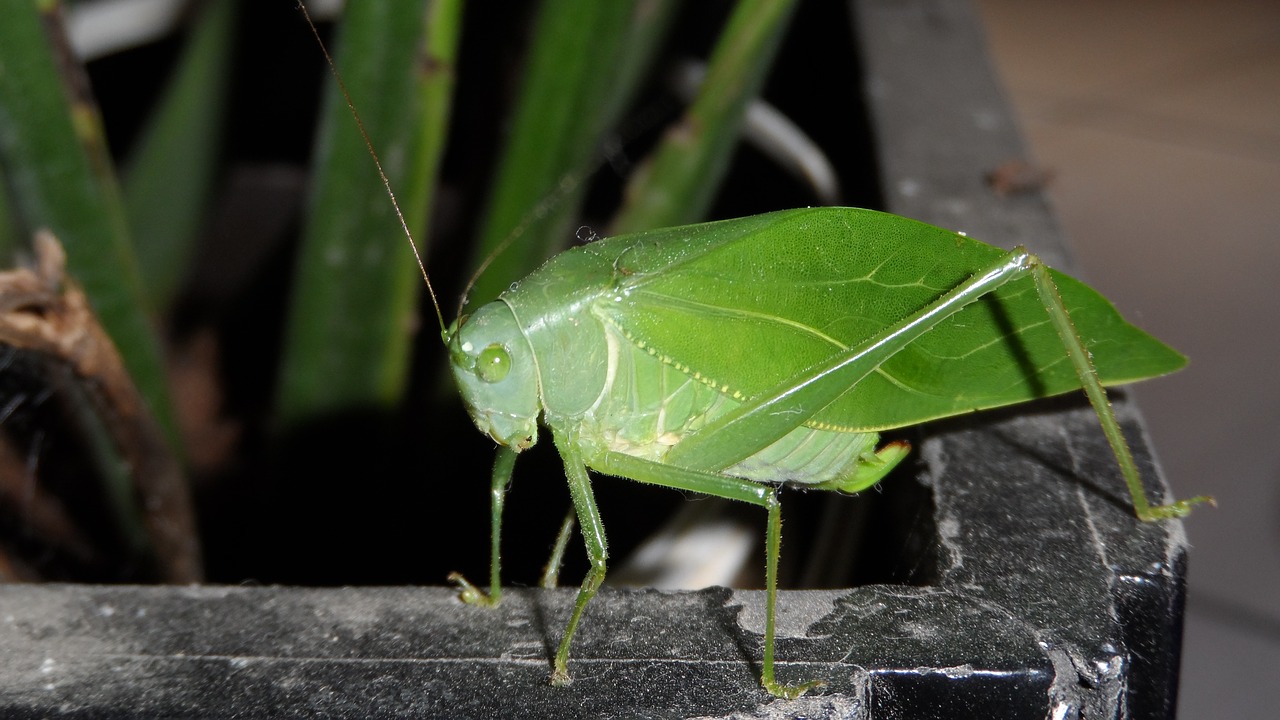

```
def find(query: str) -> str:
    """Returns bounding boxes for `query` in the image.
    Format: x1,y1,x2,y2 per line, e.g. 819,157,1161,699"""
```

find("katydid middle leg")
549,430,609,687
540,508,578,588
592,450,826,699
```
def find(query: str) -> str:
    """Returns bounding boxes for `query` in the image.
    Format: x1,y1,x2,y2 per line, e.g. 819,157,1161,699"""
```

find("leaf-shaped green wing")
595,208,1184,432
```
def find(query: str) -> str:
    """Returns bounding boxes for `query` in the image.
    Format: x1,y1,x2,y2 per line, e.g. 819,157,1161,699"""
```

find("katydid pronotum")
300,6,1211,702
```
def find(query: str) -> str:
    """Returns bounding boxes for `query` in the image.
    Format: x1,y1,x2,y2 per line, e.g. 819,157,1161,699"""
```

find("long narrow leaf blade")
0,0,177,442
275,1,454,427
610,0,800,234
466,0,677,309
123,0,236,313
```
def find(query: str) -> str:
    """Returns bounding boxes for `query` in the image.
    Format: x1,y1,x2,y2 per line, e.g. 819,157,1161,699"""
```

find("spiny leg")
596,451,825,699
1028,260,1213,520
449,445,517,606
550,432,608,686
661,246,1209,522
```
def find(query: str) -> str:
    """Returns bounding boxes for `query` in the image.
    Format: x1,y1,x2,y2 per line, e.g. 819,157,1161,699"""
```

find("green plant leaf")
465,0,678,309
274,0,458,427
0,0,177,443
123,0,236,313
610,0,800,234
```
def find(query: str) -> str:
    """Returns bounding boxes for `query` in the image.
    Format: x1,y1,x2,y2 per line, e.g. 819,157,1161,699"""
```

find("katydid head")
447,302,540,451
300,3,537,448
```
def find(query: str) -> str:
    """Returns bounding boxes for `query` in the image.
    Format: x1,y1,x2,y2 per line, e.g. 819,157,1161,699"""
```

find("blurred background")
976,2,1280,718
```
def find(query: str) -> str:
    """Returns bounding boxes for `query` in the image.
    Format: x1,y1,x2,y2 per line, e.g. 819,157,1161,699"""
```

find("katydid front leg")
449,446,518,606
448,448,584,601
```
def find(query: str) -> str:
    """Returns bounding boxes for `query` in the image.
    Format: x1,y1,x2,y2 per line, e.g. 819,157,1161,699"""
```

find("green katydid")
300,6,1210,702
440,208,1211,698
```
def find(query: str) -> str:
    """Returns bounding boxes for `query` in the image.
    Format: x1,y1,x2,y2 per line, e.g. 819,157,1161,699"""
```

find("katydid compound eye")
476,343,511,383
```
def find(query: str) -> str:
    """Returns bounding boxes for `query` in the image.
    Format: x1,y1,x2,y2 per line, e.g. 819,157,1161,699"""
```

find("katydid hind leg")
664,245,1208,521
667,250,1040,473
1028,262,1213,520
448,446,518,607
595,451,825,698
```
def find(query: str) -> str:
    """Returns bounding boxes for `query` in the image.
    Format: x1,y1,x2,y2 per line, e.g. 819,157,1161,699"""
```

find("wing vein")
633,290,848,350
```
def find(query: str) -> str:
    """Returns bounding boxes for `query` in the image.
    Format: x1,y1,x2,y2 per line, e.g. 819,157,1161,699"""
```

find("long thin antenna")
297,1,448,338
452,94,675,319
456,171,582,320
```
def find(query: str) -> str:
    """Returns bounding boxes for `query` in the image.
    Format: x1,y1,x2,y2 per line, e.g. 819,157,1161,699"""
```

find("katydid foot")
1137,494,1215,522
448,572,499,607
550,663,572,687
763,676,827,700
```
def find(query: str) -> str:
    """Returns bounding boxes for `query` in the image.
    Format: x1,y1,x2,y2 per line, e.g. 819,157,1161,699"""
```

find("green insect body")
444,207,1209,698
291,2,1207,700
